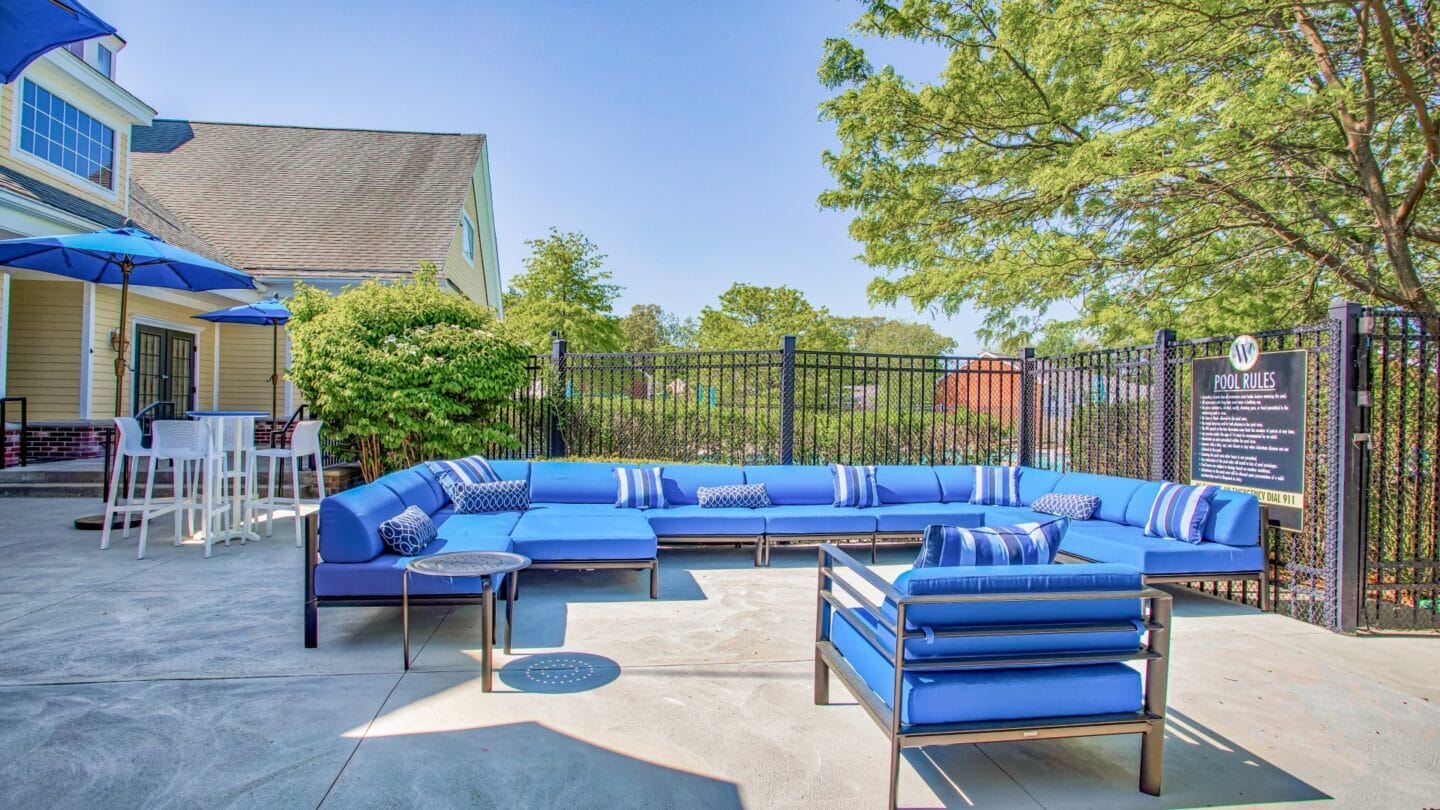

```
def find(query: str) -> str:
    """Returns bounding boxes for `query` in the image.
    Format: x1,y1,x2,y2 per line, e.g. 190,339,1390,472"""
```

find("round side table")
404,550,530,691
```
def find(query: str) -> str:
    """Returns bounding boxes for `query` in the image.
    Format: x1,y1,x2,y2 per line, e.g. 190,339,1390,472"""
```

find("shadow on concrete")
906,707,1329,809
1166,587,1267,620
341,721,742,807
498,652,620,694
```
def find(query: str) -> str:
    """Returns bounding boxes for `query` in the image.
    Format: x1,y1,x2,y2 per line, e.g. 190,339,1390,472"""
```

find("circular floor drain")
499,653,619,693
524,657,596,687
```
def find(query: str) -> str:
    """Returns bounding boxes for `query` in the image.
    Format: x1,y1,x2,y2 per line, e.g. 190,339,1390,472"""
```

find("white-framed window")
461,213,476,263
17,80,116,190
96,44,113,79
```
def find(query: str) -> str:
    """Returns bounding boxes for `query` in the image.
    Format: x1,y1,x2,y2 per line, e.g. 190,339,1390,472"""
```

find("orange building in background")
934,353,1022,425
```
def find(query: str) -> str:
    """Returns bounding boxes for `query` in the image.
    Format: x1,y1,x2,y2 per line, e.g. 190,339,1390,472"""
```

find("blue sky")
85,0,987,353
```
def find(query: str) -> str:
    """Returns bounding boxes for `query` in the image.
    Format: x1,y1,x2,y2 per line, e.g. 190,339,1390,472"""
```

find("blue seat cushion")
509,513,657,561
870,503,985,533
741,465,834,505
523,502,629,516
873,465,942,504
646,505,765,536
318,482,405,563
831,611,1141,726
313,532,515,597
529,461,629,504
661,465,746,506
932,465,978,503
761,505,878,535
434,511,522,540
976,505,1053,526
1060,522,1264,574
1051,473,1146,524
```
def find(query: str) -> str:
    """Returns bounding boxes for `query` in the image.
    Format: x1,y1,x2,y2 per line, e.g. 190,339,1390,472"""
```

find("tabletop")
186,410,271,418
407,551,531,578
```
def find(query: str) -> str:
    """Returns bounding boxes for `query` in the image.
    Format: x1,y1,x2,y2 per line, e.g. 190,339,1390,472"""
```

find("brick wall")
3,421,107,465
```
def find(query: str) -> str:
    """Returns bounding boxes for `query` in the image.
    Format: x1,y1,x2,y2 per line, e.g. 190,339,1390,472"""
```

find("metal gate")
1360,309,1440,630
133,325,195,417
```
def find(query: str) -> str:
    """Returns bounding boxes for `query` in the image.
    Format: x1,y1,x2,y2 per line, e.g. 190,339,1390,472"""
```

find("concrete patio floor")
1,496,1437,809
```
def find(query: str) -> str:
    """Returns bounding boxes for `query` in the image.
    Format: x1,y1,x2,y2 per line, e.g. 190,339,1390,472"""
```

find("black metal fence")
477,306,1436,633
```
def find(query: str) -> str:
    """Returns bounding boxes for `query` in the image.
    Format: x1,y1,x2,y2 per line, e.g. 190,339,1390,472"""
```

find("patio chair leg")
304,597,318,648
265,456,277,538
649,560,659,599
1140,721,1165,796
887,737,902,810
137,455,157,560
122,459,140,540
753,538,762,567
1258,570,1270,612
172,459,185,545
290,455,303,546
100,445,125,550
813,652,829,705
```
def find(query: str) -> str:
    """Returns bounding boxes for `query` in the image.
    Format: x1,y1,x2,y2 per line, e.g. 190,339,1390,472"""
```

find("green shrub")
287,264,530,480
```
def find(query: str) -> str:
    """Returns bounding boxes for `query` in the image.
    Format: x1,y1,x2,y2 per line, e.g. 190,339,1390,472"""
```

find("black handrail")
271,404,308,449
0,396,27,469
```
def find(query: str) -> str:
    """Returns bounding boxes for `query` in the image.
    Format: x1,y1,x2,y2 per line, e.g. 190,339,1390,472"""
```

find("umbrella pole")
271,321,280,446
112,262,132,419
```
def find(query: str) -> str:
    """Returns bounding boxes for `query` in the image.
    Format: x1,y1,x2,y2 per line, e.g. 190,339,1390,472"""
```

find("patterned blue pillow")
451,479,530,514
426,456,500,503
1032,492,1100,521
614,466,666,510
915,519,1068,568
829,463,879,508
379,505,437,556
696,483,771,509
1144,482,1218,544
970,465,1022,506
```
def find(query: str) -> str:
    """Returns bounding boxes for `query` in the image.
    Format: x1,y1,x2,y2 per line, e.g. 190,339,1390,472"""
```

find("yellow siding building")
0,38,502,459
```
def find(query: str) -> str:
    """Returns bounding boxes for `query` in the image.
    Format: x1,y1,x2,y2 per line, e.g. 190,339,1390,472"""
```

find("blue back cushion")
1051,473,1145,524
932,465,977,503
1123,481,1164,527
1204,489,1260,546
874,465,941,504
1015,467,1063,505
530,461,628,504
886,563,1144,654
377,466,447,516
741,465,833,505
487,459,531,483
318,482,404,563
661,464,745,505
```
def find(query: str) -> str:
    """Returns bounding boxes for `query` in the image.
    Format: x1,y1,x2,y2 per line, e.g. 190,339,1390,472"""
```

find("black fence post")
1149,329,1177,481
779,335,796,465
1017,347,1035,466
548,334,568,459
1330,302,1367,633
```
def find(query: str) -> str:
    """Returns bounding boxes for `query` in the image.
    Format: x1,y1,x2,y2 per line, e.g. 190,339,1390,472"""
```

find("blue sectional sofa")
814,543,1173,809
305,460,1268,647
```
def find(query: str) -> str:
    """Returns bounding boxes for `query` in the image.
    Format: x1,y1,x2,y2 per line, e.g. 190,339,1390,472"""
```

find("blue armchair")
813,544,1172,809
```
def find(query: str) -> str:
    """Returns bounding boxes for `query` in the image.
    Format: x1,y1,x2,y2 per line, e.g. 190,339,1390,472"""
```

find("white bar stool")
138,420,213,559
246,420,325,545
100,417,153,551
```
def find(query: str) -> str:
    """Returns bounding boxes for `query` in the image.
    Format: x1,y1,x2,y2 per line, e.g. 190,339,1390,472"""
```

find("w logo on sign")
1229,335,1260,371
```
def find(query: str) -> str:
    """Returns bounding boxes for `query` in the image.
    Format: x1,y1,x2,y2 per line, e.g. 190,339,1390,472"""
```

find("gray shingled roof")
129,119,484,277
0,164,124,229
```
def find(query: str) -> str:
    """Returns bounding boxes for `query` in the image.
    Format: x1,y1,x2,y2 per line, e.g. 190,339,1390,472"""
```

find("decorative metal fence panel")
1027,344,1155,478
1361,309,1440,630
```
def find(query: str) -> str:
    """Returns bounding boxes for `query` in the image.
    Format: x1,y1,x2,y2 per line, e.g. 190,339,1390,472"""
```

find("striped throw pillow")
829,463,879,508
970,465,1021,506
379,505,437,556
697,483,770,509
915,519,1068,568
426,456,500,503
614,466,666,510
1032,492,1100,521
451,480,530,514
1144,482,1218,544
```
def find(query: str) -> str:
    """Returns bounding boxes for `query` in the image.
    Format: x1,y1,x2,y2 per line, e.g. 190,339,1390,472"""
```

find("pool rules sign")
1190,336,1307,514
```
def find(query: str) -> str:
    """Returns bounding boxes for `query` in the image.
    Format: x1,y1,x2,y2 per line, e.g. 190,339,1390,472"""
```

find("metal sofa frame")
813,543,1173,810
302,515,658,650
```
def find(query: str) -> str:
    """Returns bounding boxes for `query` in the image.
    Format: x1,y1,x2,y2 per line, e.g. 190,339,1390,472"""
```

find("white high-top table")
187,410,270,545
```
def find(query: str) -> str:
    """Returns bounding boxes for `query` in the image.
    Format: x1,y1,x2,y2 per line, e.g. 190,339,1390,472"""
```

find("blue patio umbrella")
193,295,290,420
0,227,256,418
0,0,115,84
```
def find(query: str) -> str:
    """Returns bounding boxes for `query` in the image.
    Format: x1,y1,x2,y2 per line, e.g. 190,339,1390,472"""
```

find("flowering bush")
287,263,529,480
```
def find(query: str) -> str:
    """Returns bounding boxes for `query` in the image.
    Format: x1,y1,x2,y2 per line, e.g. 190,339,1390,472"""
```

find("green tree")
820,0,1440,344
287,263,530,481
503,228,623,351
619,303,698,352
696,283,848,350
836,315,957,355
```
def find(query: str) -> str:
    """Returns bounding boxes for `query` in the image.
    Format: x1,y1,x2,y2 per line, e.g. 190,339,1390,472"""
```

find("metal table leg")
481,576,494,692
504,571,516,655
402,570,410,670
